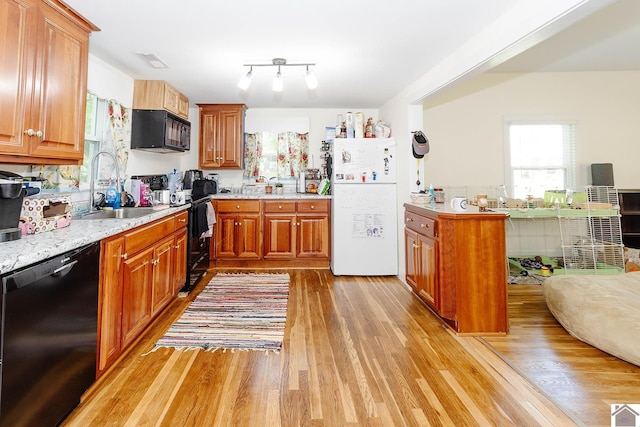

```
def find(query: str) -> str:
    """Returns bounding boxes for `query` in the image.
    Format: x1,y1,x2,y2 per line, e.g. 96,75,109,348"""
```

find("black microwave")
131,109,191,152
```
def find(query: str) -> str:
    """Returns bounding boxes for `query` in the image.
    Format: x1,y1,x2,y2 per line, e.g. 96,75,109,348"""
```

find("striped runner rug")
152,273,290,353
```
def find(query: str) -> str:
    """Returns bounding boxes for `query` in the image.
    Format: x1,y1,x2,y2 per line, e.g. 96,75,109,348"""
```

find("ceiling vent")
136,53,168,69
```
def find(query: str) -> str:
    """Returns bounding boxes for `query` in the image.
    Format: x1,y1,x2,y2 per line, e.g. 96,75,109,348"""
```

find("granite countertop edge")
0,204,191,275
211,193,332,200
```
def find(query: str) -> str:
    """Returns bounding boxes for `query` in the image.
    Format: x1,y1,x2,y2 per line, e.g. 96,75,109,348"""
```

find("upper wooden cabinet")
198,104,246,169
0,0,98,165
132,80,190,120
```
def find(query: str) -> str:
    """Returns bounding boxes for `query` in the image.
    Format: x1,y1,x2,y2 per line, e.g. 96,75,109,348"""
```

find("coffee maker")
0,171,25,242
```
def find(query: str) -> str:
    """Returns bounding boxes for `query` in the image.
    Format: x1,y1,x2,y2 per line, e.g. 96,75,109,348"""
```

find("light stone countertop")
0,204,190,275
211,192,331,200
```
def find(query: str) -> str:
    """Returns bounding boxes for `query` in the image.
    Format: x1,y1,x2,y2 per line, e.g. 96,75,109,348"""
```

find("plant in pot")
265,177,276,194
275,182,284,194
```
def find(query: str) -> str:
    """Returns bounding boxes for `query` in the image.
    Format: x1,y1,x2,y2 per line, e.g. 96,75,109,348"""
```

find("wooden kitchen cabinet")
97,210,189,376
121,245,154,348
405,228,437,309
0,0,97,165
198,104,246,169
97,236,125,373
213,198,330,268
133,80,190,120
173,227,188,293
404,203,509,335
214,200,262,259
263,199,330,260
296,200,330,259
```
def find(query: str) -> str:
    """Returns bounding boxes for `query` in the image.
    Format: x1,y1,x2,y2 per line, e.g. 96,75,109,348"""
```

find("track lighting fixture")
237,58,317,92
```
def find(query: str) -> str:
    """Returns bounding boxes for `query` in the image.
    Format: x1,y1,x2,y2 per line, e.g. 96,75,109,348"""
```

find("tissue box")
20,196,72,235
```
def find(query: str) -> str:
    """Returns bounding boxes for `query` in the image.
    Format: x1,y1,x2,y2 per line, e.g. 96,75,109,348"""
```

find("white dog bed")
542,272,640,367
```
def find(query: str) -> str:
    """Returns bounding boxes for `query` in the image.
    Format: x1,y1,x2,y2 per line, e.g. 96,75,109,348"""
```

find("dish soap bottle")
428,184,436,205
104,186,120,209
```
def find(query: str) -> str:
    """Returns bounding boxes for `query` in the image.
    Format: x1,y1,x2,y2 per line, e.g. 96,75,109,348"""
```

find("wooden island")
404,203,509,335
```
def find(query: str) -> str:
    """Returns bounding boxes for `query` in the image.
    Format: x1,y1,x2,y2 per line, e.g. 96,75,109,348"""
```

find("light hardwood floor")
481,284,640,427
64,270,578,426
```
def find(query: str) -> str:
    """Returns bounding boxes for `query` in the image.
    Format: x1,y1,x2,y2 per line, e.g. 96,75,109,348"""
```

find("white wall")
88,55,199,179
422,71,640,189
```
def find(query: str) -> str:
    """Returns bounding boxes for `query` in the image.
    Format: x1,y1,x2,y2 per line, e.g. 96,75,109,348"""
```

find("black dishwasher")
0,242,99,427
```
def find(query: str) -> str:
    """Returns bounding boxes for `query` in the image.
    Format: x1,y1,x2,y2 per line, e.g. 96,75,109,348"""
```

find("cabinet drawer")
174,210,189,228
297,199,329,213
405,212,436,238
124,217,174,254
264,201,296,213
216,200,261,213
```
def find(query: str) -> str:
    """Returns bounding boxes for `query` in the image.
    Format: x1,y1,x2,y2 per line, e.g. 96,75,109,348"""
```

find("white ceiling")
490,0,640,73
63,0,640,109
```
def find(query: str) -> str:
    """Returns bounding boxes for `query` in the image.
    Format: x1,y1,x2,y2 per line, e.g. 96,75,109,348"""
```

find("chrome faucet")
89,151,121,213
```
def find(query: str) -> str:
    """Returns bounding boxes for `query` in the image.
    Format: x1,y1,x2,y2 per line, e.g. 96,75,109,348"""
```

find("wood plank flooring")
63,271,577,426
481,284,640,427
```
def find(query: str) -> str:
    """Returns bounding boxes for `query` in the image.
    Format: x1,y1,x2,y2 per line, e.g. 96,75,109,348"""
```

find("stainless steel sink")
76,207,166,220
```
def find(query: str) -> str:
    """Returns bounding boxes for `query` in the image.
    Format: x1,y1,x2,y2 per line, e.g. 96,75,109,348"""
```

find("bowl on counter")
410,192,434,205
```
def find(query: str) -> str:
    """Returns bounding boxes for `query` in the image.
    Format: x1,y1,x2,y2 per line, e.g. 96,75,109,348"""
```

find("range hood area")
131,109,191,153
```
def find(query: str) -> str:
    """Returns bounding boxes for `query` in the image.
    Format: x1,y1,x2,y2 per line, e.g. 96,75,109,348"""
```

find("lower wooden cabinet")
97,210,188,376
214,200,262,259
212,198,330,268
405,228,437,308
404,203,509,335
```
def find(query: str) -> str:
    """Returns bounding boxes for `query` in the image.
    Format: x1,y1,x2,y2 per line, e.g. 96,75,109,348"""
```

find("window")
244,131,309,181
505,120,576,199
82,93,111,188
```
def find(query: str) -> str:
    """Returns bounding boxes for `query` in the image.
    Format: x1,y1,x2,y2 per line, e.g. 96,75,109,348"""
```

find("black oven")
180,195,212,293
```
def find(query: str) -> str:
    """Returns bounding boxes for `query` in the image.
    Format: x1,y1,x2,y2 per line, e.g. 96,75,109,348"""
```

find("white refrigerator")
330,138,398,275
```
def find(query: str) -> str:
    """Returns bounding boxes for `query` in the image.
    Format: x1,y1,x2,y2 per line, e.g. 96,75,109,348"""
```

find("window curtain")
108,99,131,178
244,133,263,178
277,132,309,177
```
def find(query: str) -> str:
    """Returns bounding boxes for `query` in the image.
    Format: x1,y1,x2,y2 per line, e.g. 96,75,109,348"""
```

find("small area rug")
152,273,290,353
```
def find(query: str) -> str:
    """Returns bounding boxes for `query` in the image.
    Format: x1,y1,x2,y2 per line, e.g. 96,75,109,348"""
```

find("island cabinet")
0,0,98,165
198,104,246,169
97,210,188,377
404,203,509,335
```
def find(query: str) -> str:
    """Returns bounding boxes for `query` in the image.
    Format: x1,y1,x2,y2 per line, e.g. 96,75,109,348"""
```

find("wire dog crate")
559,186,624,274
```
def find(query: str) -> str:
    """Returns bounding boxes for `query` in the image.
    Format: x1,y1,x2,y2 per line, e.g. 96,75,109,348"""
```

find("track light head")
237,66,253,91
272,66,284,92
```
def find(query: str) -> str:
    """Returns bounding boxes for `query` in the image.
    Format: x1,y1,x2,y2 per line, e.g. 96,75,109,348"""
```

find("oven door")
181,197,211,293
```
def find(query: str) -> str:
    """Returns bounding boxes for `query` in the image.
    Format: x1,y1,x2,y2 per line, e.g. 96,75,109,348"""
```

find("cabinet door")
218,106,244,169
151,235,174,316
263,214,296,259
237,213,261,259
405,229,419,292
173,228,188,293
98,236,124,375
215,213,238,258
297,214,329,258
29,2,89,161
417,234,438,309
198,104,245,170
178,94,189,119
0,0,34,155
163,83,180,115
199,107,220,168
121,247,154,348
